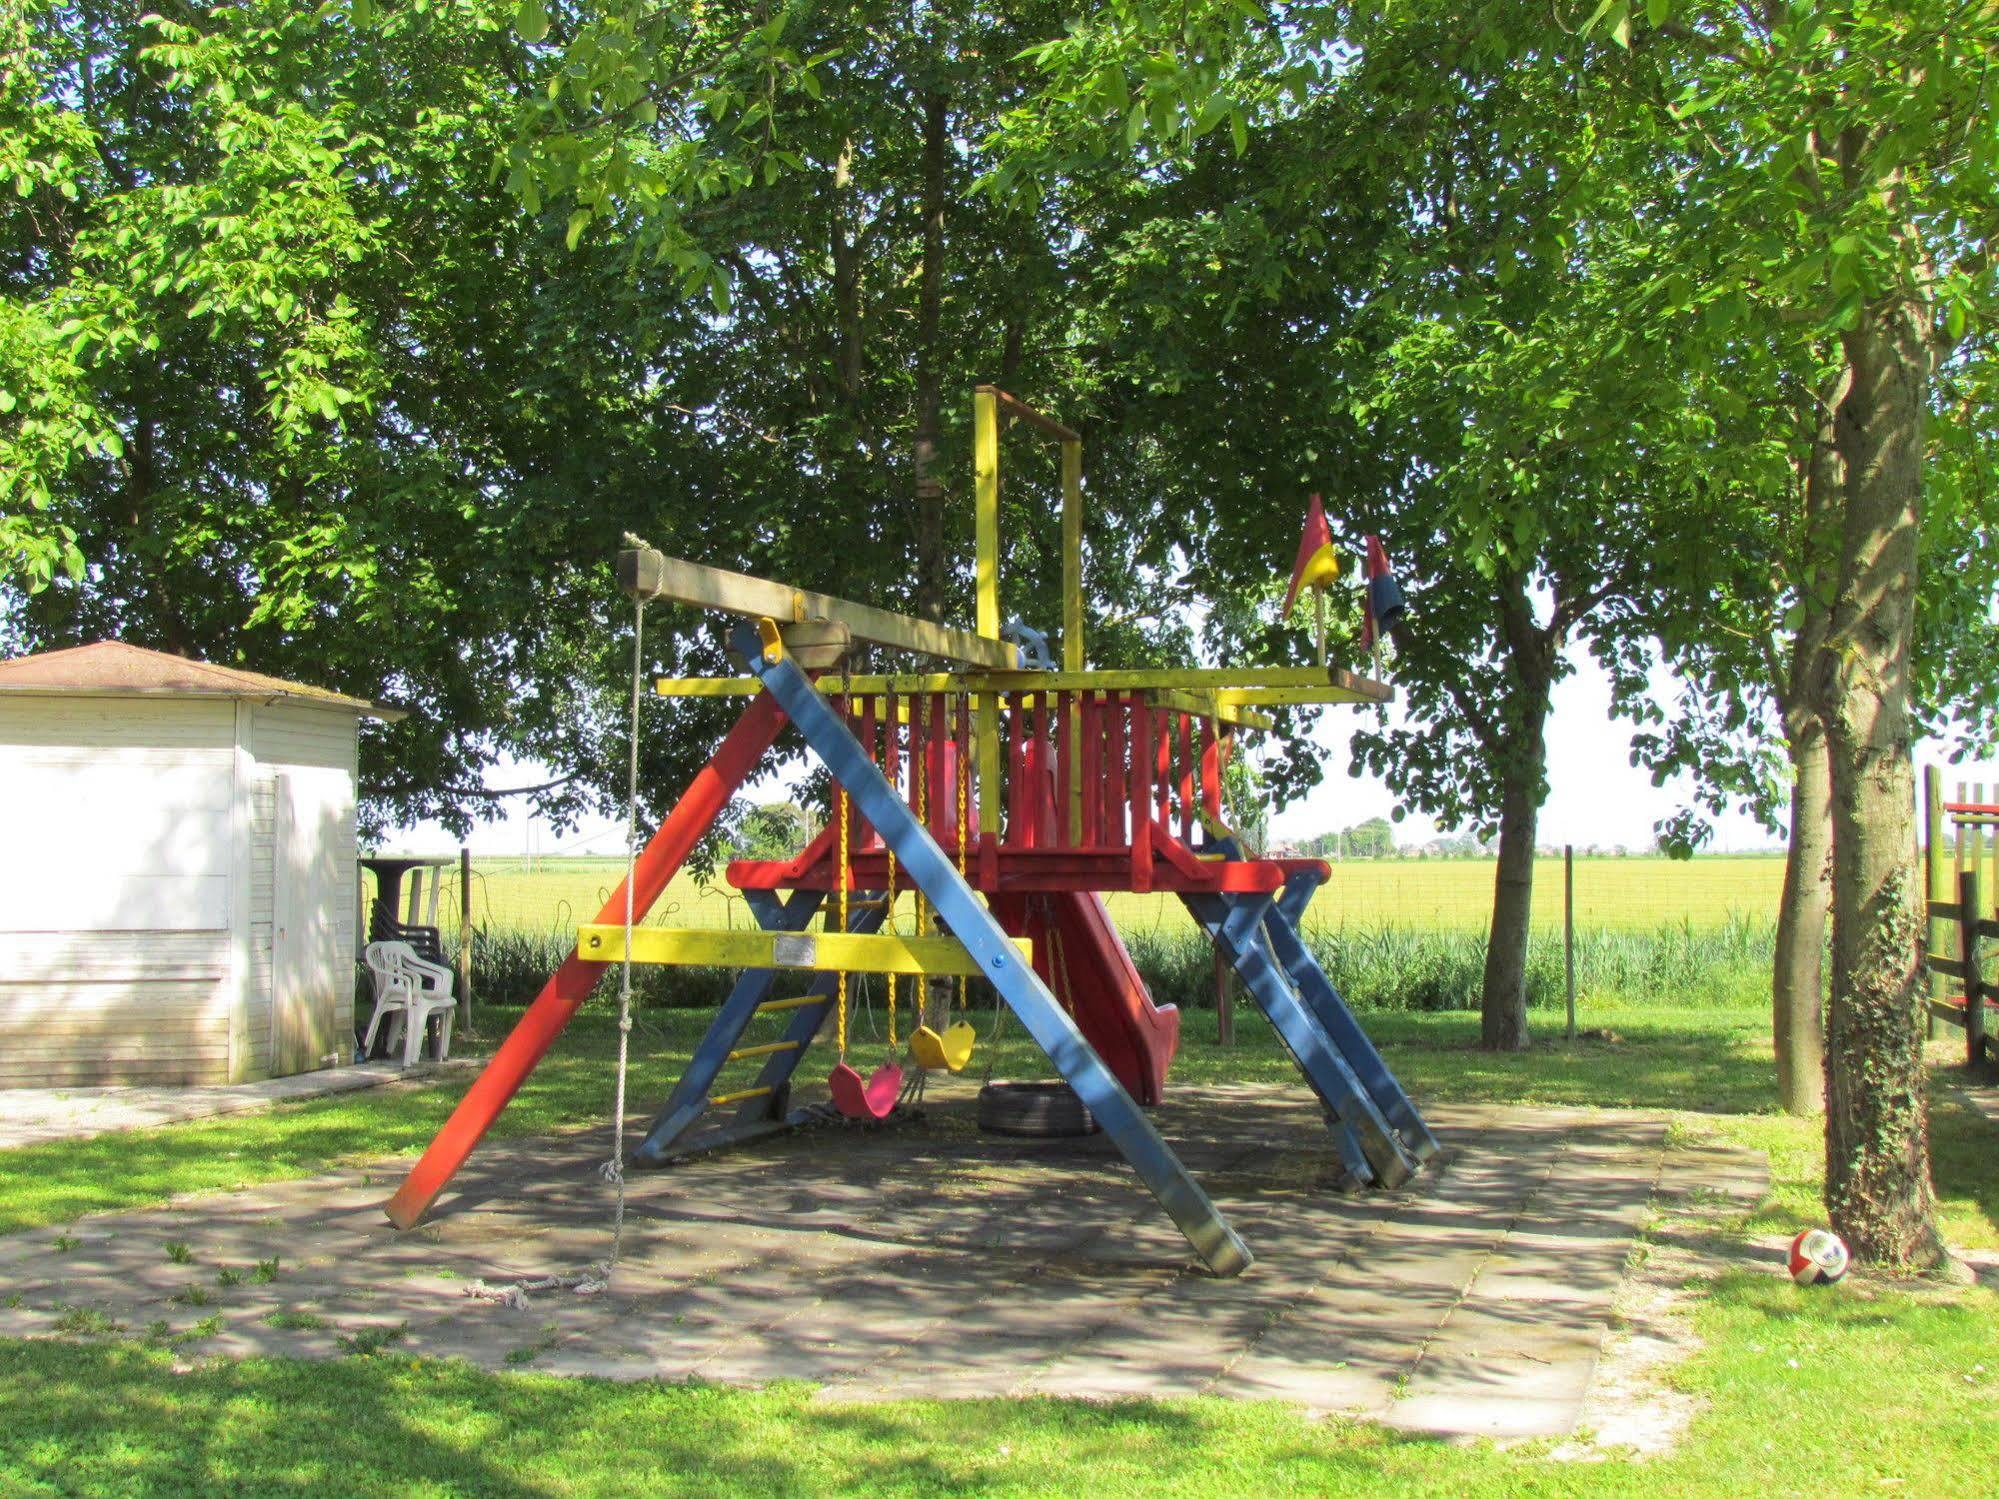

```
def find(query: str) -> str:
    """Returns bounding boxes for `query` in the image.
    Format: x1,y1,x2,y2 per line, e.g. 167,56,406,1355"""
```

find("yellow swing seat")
909,1019,976,1073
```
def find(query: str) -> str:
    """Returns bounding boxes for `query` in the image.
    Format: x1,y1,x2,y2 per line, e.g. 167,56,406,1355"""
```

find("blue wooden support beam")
738,622,1252,1278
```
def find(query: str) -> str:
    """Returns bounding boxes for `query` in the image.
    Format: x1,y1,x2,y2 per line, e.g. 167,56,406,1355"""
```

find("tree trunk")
1773,721,1830,1113
1814,288,1946,1267
1477,578,1555,1051
1771,381,1841,1116
1480,750,1544,1051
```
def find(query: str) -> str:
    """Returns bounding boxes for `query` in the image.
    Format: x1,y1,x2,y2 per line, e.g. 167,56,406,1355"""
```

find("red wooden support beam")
1200,719,1221,822
1167,711,1183,847
928,693,949,843
384,692,789,1230
1087,691,1103,847
1105,692,1127,846
1055,690,1074,848
857,697,878,848
1130,695,1153,892
1033,693,1053,846
884,688,901,834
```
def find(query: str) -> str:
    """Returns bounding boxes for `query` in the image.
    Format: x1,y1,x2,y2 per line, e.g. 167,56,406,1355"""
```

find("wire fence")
363,848,1787,946
360,834,1788,1021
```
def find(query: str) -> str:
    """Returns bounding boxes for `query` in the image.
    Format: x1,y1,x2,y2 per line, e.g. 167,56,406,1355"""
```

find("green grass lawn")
2,1002,1995,1495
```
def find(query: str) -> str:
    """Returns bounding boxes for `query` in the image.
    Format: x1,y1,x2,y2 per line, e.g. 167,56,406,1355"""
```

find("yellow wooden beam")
973,390,1003,837
1147,689,1276,731
977,383,1082,444
657,665,1390,703
974,390,1002,644
576,925,1030,976
623,550,1012,669
1212,685,1388,709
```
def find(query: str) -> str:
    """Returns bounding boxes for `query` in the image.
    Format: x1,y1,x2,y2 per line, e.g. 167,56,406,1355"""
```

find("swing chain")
955,694,970,1017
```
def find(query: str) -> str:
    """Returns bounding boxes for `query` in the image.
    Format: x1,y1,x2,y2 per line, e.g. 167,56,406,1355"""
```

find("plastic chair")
388,942,456,1066
361,942,417,1060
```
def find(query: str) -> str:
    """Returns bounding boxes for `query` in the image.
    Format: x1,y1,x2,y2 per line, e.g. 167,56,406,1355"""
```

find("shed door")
273,771,349,1075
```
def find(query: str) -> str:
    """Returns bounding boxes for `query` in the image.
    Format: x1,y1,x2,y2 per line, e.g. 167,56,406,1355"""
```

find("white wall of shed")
0,697,237,1085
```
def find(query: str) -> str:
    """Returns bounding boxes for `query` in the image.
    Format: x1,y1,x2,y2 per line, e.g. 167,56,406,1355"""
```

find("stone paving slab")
0,1082,1762,1440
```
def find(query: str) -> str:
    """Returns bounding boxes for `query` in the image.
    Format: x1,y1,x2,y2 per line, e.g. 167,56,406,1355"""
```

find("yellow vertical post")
975,388,1002,642
1060,438,1083,670
1061,436,1084,842
974,388,1002,837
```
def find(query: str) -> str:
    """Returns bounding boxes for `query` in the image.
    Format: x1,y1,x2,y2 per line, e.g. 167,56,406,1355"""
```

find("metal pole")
1564,844,1577,1042
458,846,473,1033
1962,868,1987,1070
1926,765,1944,1038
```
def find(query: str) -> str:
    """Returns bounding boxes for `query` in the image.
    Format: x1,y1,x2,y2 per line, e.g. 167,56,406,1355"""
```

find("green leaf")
515,0,549,45
565,208,590,250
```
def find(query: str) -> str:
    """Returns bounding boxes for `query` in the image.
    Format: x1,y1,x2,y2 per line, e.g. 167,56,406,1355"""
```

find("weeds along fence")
376,848,1782,1017
450,915,1773,1016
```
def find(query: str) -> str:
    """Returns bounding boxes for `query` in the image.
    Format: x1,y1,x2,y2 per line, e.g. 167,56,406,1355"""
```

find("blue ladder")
1263,870,1439,1162
632,888,888,1165
1183,889,1420,1189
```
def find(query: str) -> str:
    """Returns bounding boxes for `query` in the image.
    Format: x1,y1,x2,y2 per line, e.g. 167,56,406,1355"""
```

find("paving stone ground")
0,1080,1764,1440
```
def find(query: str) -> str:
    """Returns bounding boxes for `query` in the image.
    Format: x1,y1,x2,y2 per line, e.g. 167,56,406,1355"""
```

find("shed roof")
0,641,403,720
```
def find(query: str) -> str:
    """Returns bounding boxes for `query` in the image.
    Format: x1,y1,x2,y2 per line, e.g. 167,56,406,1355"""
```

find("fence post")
1961,868,1987,1070
1926,766,1945,1039
458,846,473,1032
1564,844,1576,1042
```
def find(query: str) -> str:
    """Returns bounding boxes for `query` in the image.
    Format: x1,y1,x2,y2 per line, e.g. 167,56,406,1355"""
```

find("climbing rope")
599,589,646,1279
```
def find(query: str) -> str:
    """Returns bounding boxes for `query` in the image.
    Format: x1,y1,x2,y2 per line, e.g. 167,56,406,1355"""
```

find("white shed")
0,642,400,1086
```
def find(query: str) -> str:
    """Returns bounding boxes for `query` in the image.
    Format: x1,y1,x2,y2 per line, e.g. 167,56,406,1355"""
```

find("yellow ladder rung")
756,996,823,1014
709,1086,774,1108
726,1041,799,1061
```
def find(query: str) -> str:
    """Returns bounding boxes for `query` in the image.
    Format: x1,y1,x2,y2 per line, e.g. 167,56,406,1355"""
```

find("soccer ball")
1788,1228,1850,1286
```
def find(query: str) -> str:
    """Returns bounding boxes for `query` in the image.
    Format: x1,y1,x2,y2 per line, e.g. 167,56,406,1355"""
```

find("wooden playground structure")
383,387,1436,1277
1926,767,1999,1069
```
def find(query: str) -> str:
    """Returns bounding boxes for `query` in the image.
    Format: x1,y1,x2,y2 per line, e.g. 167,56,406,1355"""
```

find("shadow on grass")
0,1340,1496,1498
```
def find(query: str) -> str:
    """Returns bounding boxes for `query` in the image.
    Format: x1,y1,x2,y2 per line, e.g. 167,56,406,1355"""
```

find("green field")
427,853,1788,939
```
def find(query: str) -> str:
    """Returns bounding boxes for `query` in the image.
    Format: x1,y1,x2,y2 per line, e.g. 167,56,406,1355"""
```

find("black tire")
977,1080,1100,1138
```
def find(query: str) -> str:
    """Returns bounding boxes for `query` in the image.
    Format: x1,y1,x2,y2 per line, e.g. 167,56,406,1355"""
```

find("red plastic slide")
996,890,1181,1105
